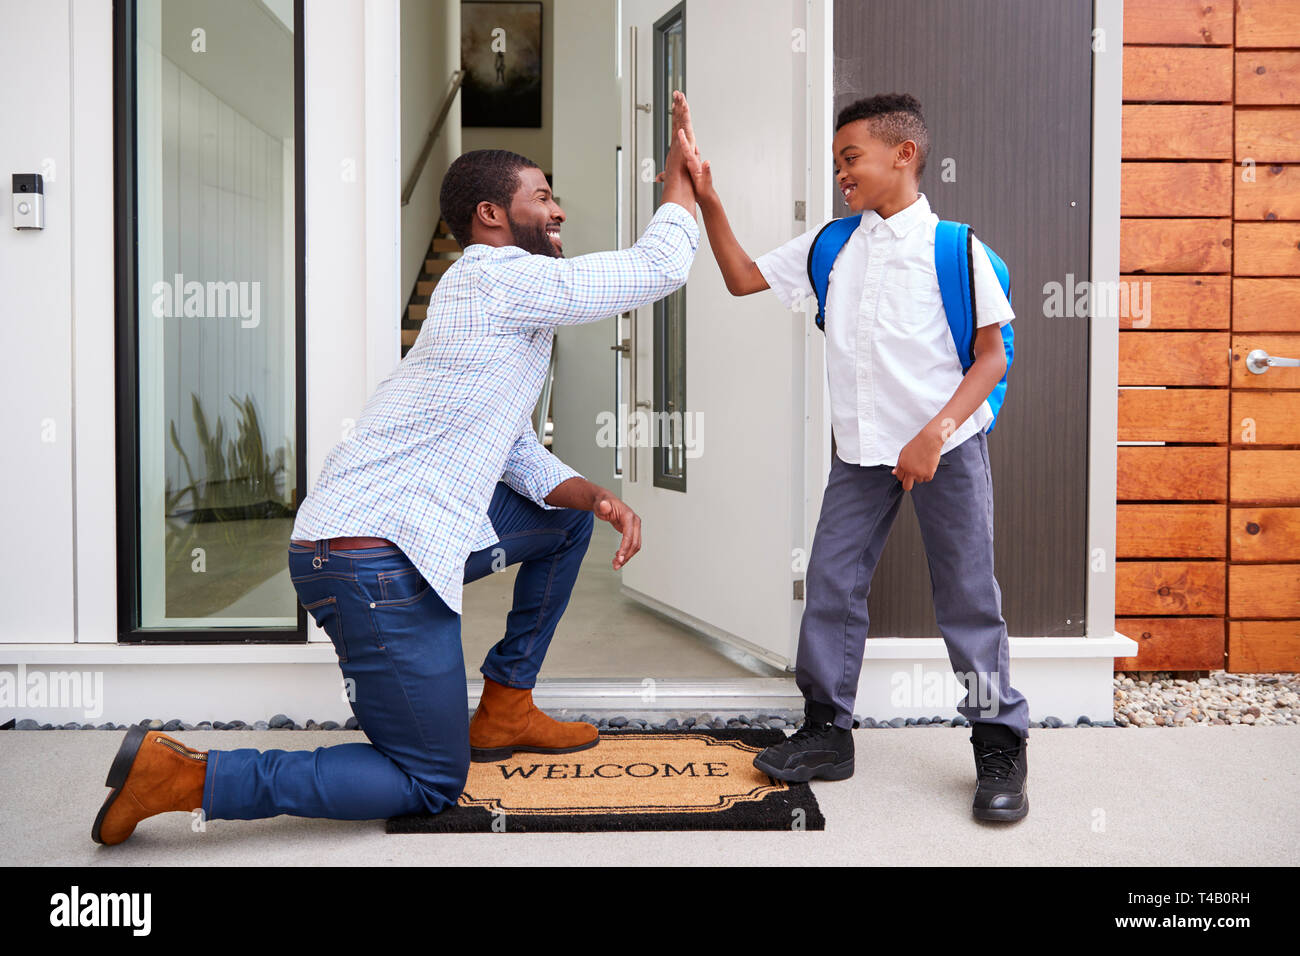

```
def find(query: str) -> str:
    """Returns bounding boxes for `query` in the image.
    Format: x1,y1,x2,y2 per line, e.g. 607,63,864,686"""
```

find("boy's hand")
692,158,718,205
670,92,719,202
891,425,946,491
657,91,705,189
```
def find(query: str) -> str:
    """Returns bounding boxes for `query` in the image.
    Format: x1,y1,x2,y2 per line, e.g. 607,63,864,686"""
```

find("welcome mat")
387,729,825,833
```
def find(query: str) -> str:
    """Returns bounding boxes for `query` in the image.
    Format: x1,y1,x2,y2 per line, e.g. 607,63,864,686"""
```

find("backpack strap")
806,214,862,332
935,220,1016,433
934,220,979,368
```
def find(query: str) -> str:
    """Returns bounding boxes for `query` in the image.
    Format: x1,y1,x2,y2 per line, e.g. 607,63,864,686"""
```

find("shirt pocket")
883,269,943,332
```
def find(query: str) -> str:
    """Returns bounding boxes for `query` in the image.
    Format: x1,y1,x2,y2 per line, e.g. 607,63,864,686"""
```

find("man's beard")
506,213,563,258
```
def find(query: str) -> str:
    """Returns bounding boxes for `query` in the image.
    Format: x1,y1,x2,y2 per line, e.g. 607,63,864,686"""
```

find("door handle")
1246,348,1300,375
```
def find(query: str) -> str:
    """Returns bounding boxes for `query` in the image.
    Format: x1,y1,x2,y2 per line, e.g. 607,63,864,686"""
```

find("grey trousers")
796,429,1030,737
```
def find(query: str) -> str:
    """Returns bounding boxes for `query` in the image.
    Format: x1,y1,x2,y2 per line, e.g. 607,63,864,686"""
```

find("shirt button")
369,603,376,609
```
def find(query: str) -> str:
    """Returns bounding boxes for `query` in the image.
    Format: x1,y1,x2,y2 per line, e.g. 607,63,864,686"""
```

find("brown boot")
92,725,208,846
469,677,599,762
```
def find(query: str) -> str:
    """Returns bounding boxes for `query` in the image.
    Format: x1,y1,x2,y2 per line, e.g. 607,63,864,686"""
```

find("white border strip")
0,634,1135,667
1088,0,1125,645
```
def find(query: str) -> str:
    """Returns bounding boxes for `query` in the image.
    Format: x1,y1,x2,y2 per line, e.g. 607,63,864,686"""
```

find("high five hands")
657,91,708,204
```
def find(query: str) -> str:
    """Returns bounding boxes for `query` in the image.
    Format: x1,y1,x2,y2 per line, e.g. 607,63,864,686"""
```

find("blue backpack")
806,216,1014,433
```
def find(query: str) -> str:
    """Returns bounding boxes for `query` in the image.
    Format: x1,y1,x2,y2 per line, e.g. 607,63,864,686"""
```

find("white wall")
303,0,400,492
0,1,84,642
549,0,620,484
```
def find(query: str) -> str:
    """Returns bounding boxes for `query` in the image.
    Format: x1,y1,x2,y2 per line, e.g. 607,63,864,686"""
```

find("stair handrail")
401,69,464,207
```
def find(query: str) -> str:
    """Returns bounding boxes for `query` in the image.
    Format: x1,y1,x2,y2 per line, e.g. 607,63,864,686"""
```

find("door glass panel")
133,0,298,628
653,5,686,489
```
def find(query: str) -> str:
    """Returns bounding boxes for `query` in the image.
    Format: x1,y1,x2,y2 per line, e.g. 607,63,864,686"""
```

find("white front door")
616,0,825,669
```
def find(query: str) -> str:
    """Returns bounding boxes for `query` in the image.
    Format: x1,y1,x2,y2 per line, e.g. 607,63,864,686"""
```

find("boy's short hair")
439,148,541,248
835,93,930,180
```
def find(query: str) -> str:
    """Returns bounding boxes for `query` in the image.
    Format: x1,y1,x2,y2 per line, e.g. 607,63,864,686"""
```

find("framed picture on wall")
461,1,543,128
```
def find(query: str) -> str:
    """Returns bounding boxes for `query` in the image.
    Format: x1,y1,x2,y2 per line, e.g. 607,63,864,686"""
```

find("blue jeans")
201,482,594,821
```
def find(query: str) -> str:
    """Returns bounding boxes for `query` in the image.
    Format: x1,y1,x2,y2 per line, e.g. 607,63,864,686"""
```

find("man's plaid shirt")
291,202,700,613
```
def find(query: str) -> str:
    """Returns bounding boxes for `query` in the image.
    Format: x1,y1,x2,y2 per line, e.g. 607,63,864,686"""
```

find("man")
91,99,704,844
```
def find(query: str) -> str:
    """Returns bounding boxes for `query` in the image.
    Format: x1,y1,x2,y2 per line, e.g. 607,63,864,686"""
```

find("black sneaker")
753,719,854,782
970,723,1029,822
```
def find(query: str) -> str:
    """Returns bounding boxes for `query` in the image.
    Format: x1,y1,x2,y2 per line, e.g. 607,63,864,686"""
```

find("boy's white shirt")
754,192,1014,468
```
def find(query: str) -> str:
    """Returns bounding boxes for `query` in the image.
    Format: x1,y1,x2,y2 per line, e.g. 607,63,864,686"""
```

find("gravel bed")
1112,671,1299,727
3,671,1295,731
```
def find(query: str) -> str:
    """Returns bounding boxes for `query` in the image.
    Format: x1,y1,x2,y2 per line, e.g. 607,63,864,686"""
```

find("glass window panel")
133,0,298,628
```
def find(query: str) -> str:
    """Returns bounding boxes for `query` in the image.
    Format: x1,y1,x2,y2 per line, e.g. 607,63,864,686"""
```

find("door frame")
608,0,1134,711
111,0,309,643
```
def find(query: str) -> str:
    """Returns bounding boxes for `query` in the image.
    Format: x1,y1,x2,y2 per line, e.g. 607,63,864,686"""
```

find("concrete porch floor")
460,522,785,679
2,725,1295,866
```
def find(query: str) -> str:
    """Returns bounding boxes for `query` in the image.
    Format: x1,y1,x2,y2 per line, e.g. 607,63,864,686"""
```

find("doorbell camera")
12,173,45,230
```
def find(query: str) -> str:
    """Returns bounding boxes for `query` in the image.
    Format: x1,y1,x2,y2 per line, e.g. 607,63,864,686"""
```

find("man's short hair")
439,149,541,248
835,93,930,180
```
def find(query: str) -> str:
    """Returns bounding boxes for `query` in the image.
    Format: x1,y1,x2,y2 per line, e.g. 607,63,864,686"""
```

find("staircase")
401,220,461,357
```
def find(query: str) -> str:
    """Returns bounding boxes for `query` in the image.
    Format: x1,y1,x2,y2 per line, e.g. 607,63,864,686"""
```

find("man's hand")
891,424,946,491
670,90,699,163
591,487,642,570
543,477,642,569
657,91,704,207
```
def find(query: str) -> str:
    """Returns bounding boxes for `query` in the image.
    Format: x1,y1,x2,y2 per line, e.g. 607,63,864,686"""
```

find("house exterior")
1,0,1293,730
1115,0,1300,674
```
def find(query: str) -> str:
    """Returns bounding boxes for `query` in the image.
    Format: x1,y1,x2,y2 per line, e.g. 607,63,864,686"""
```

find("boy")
689,92,1030,821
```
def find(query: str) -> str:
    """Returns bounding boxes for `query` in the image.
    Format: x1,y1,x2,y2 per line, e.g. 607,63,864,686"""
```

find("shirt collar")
458,242,530,260
858,192,932,238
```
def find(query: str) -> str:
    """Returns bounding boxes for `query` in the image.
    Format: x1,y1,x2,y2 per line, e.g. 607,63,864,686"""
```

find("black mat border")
387,728,825,833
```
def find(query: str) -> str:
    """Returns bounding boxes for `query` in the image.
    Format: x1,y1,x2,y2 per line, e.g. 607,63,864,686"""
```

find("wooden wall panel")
1119,332,1229,385
1235,52,1300,106
1117,504,1226,558
1119,388,1227,442
1123,0,1233,45
1235,165,1300,221
1228,620,1300,671
1115,617,1226,670
1121,162,1232,217
1229,565,1300,618
1116,1,1300,672
1236,0,1300,48
1120,218,1232,272
1123,47,1233,102
1116,562,1226,615
1231,392,1300,444
1119,274,1229,329
1122,104,1232,159
1230,333,1300,387
1230,507,1300,561
1117,447,1227,501
1233,278,1300,331
1233,223,1300,275
1236,109,1300,163
1231,450,1300,503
